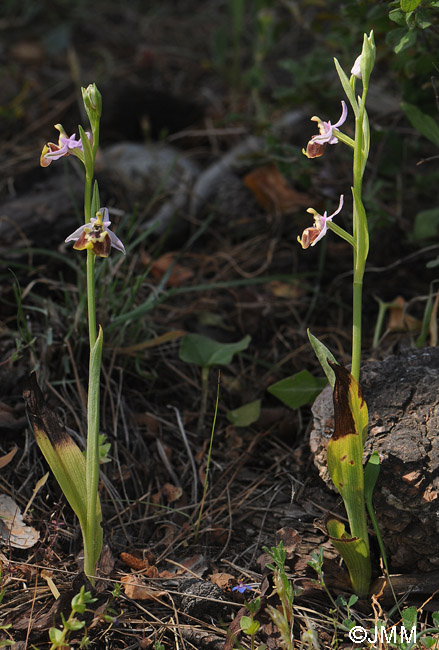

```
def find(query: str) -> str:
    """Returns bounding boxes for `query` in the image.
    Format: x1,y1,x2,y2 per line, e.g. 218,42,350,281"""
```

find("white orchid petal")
65,224,87,242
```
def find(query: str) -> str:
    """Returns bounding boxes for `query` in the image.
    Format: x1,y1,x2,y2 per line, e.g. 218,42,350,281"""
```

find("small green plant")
240,597,265,650
262,542,296,650
178,332,250,433
46,586,97,649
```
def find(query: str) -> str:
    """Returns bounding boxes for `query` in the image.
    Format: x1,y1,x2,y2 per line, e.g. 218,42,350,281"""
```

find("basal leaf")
327,518,371,598
327,364,369,542
23,373,89,529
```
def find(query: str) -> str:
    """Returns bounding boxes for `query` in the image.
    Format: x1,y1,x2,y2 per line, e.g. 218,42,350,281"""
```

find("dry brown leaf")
121,574,166,600
210,572,235,591
243,164,311,215
276,527,302,558
0,446,17,469
151,482,182,504
0,494,39,548
142,251,194,287
387,296,421,333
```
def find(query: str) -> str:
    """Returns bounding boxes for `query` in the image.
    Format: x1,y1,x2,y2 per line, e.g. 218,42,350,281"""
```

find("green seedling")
24,84,126,583
263,542,295,650
240,597,265,650
47,586,97,649
178,332,250,433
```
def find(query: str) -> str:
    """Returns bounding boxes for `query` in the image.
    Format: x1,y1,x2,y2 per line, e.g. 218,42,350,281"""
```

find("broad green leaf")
389,8,406,25
401,102,439,148
327,518,371,598
227,400,261,427
413,208,439,241
240,616,260,635
401,606,417,629
327,364,369,549
178,333,251,367
23,373,88,526
401,0,421,10
267,370,326,409
307,330,337,388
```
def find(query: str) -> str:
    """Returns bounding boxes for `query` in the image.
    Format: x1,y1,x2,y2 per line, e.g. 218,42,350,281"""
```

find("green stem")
351,281,362,382
84,326,103,581
87,251,97,347
197,366,210,435
351,109,365,382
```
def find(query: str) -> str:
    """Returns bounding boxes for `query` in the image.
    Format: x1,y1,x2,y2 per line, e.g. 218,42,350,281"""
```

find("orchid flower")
297,195,344,249
40,125,91,167
65,208,126,257
303,101,348,158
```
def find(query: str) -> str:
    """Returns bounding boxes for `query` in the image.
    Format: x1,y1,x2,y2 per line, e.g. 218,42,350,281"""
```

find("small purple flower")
40,125,91,167
65,208,126,257
303,102,348,158
297,195,344,249
232,582,253,594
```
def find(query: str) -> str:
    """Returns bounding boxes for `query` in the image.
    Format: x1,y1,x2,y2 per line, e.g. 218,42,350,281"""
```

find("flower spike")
297,195,344,249
65,208,126,257
303,102,348,158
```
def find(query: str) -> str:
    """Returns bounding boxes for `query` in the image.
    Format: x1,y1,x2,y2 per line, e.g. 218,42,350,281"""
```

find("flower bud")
82,83,102,125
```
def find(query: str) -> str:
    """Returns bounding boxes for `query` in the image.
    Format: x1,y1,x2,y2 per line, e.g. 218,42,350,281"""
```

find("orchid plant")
298,33,376,597
24,84,125,583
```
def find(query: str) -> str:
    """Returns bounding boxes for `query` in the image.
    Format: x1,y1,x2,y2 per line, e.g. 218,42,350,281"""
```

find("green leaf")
395,28,417,54
389,8,406,25
327,363,370,594
49,627,64,643
178,333,251,368
23,373,88,528
364,451,380,507
401,102,439,147
307,330,338,388
412,208,439,241
401,0,421,10
402,606,417,628
333,57,359,119
327,518,371,598
267,370,326,409
227,400,261,426
240,616,260,636
79,124,94,174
